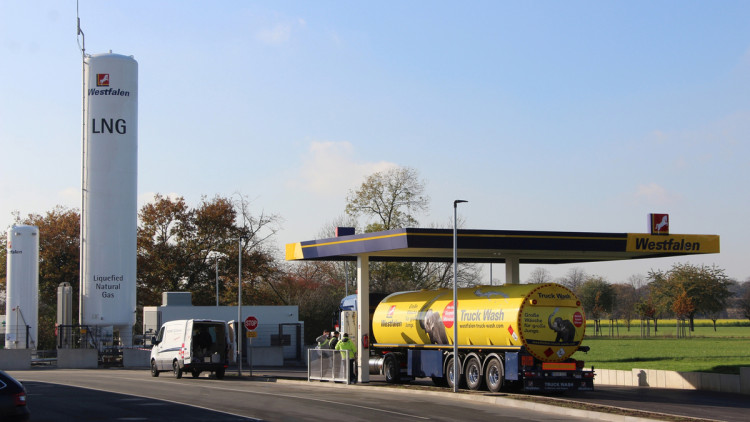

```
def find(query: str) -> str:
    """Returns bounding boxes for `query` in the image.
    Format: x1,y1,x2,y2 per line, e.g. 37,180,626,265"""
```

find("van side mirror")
151,336,160,345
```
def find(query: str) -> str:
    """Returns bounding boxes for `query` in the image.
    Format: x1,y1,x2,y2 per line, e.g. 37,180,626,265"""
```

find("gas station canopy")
285,228,720,264
285,227,719,384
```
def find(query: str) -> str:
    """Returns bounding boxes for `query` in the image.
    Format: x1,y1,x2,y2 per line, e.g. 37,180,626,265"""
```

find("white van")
150,319,234,379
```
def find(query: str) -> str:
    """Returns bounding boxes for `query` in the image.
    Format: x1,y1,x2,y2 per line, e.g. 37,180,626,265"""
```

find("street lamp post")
237,236,248,376
453,199,467,393
206,251,226,307
215,256,220,307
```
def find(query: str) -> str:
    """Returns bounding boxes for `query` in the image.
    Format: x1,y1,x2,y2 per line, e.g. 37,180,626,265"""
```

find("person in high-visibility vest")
315,330,330,349
335,333,357,383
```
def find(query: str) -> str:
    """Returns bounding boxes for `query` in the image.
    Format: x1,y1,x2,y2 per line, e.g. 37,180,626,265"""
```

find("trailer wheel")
465,357,483,390
446,357,465,390
191,369,201,378
150,360,159,377
173,361,183,379
384,354,400,384
215,368,225,380
485,357,504,393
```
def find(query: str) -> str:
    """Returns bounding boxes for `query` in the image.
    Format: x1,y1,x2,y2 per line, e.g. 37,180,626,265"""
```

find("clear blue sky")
2,1,748,283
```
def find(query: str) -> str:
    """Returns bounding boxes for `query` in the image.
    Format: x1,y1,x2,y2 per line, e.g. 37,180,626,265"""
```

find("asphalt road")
10,369,607,422
249,366,750,422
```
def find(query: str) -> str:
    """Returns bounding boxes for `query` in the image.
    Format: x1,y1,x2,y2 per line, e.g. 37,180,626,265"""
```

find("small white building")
143,292,303,366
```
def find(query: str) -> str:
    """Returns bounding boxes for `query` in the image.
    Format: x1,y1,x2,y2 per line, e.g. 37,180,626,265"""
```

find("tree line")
536,264,750,336
2,167,748,348
0,168,480,347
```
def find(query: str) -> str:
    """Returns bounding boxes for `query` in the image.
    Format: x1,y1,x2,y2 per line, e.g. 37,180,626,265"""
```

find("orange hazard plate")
542,362,576,371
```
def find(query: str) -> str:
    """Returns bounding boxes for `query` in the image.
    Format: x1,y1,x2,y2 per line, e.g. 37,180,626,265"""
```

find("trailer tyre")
465,357,483,391
191,369,201,378
485,357,504,393
215,368,225,380
173,361,183,379
384,354,400,384
150,360,159,377
446,357,465,390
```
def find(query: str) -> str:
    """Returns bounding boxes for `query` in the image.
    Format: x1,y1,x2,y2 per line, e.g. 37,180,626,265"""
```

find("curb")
262,377,680,422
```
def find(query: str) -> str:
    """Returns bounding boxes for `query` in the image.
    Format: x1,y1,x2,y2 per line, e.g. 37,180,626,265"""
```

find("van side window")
156,326,165,343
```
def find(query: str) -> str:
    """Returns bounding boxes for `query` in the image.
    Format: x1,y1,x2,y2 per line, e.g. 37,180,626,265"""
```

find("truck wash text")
460,309,505,321
537,293,572,300
634,237,700,252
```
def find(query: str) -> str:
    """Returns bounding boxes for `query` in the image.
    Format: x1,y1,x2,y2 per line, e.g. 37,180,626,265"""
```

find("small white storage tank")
80,52,138,342
5,225,39,349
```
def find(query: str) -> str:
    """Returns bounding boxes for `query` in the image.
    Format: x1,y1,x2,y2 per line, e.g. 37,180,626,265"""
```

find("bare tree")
345,166,429,232
527,267,552,284
560,267,587,293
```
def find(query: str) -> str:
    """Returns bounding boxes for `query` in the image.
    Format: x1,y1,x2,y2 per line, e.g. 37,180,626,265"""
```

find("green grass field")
576,320,750,374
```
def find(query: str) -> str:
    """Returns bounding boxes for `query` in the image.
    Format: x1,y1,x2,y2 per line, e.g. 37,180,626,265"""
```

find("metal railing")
56,324,100,349
308,349,351,384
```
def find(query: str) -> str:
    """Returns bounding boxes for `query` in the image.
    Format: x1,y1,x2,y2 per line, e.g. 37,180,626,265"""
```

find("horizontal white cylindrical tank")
5,225,39,349
81,53,138,329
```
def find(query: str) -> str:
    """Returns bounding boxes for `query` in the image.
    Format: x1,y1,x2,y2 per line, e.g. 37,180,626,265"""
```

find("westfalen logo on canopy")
626,234,720,254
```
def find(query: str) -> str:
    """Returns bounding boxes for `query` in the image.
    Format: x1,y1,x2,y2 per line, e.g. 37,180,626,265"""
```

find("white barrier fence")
308,349,351,384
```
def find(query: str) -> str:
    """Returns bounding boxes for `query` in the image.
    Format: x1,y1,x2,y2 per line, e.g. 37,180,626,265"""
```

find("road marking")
15,374,262,421
208,385,431,420
20,372,429,420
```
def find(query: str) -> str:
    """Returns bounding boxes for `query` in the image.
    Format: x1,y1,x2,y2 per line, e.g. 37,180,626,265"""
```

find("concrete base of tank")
57,348,98,369
123,349,150,368
0,349,31,370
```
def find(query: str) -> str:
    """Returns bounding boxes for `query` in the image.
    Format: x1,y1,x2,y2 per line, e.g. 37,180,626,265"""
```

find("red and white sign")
649,213,669,235
97,73,110,86
573,311,584,328
442,301,455,329
244,316,258,331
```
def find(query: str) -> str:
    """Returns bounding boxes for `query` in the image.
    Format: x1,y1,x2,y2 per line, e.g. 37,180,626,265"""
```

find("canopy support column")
505,256,520,284
356,255,370,383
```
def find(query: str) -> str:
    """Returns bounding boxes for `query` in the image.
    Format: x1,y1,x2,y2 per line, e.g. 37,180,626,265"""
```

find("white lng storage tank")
80,52,138,346
5,225,39,349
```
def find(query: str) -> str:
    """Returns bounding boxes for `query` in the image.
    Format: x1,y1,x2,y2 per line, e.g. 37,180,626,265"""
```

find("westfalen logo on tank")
89,73,131,97
97,73,110,86
7,240,22,255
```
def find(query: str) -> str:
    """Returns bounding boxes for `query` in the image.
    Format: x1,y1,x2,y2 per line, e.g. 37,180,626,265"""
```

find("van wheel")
191,369,201,378
465,357,483,390
150,360,159,377
215,369,225,380
485,357,504,393
173,361,183,379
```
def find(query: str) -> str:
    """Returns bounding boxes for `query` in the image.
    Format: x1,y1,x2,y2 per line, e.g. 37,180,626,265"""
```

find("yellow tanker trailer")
367,283,594,392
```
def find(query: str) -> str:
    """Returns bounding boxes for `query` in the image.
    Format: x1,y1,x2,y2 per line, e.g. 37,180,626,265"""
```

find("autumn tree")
612,283,638,331
740,286,750,321
648,263,733,331
0,207,80,349
137,193,283,320
578,276,615,336
671,287,694,338
278,261,346,343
